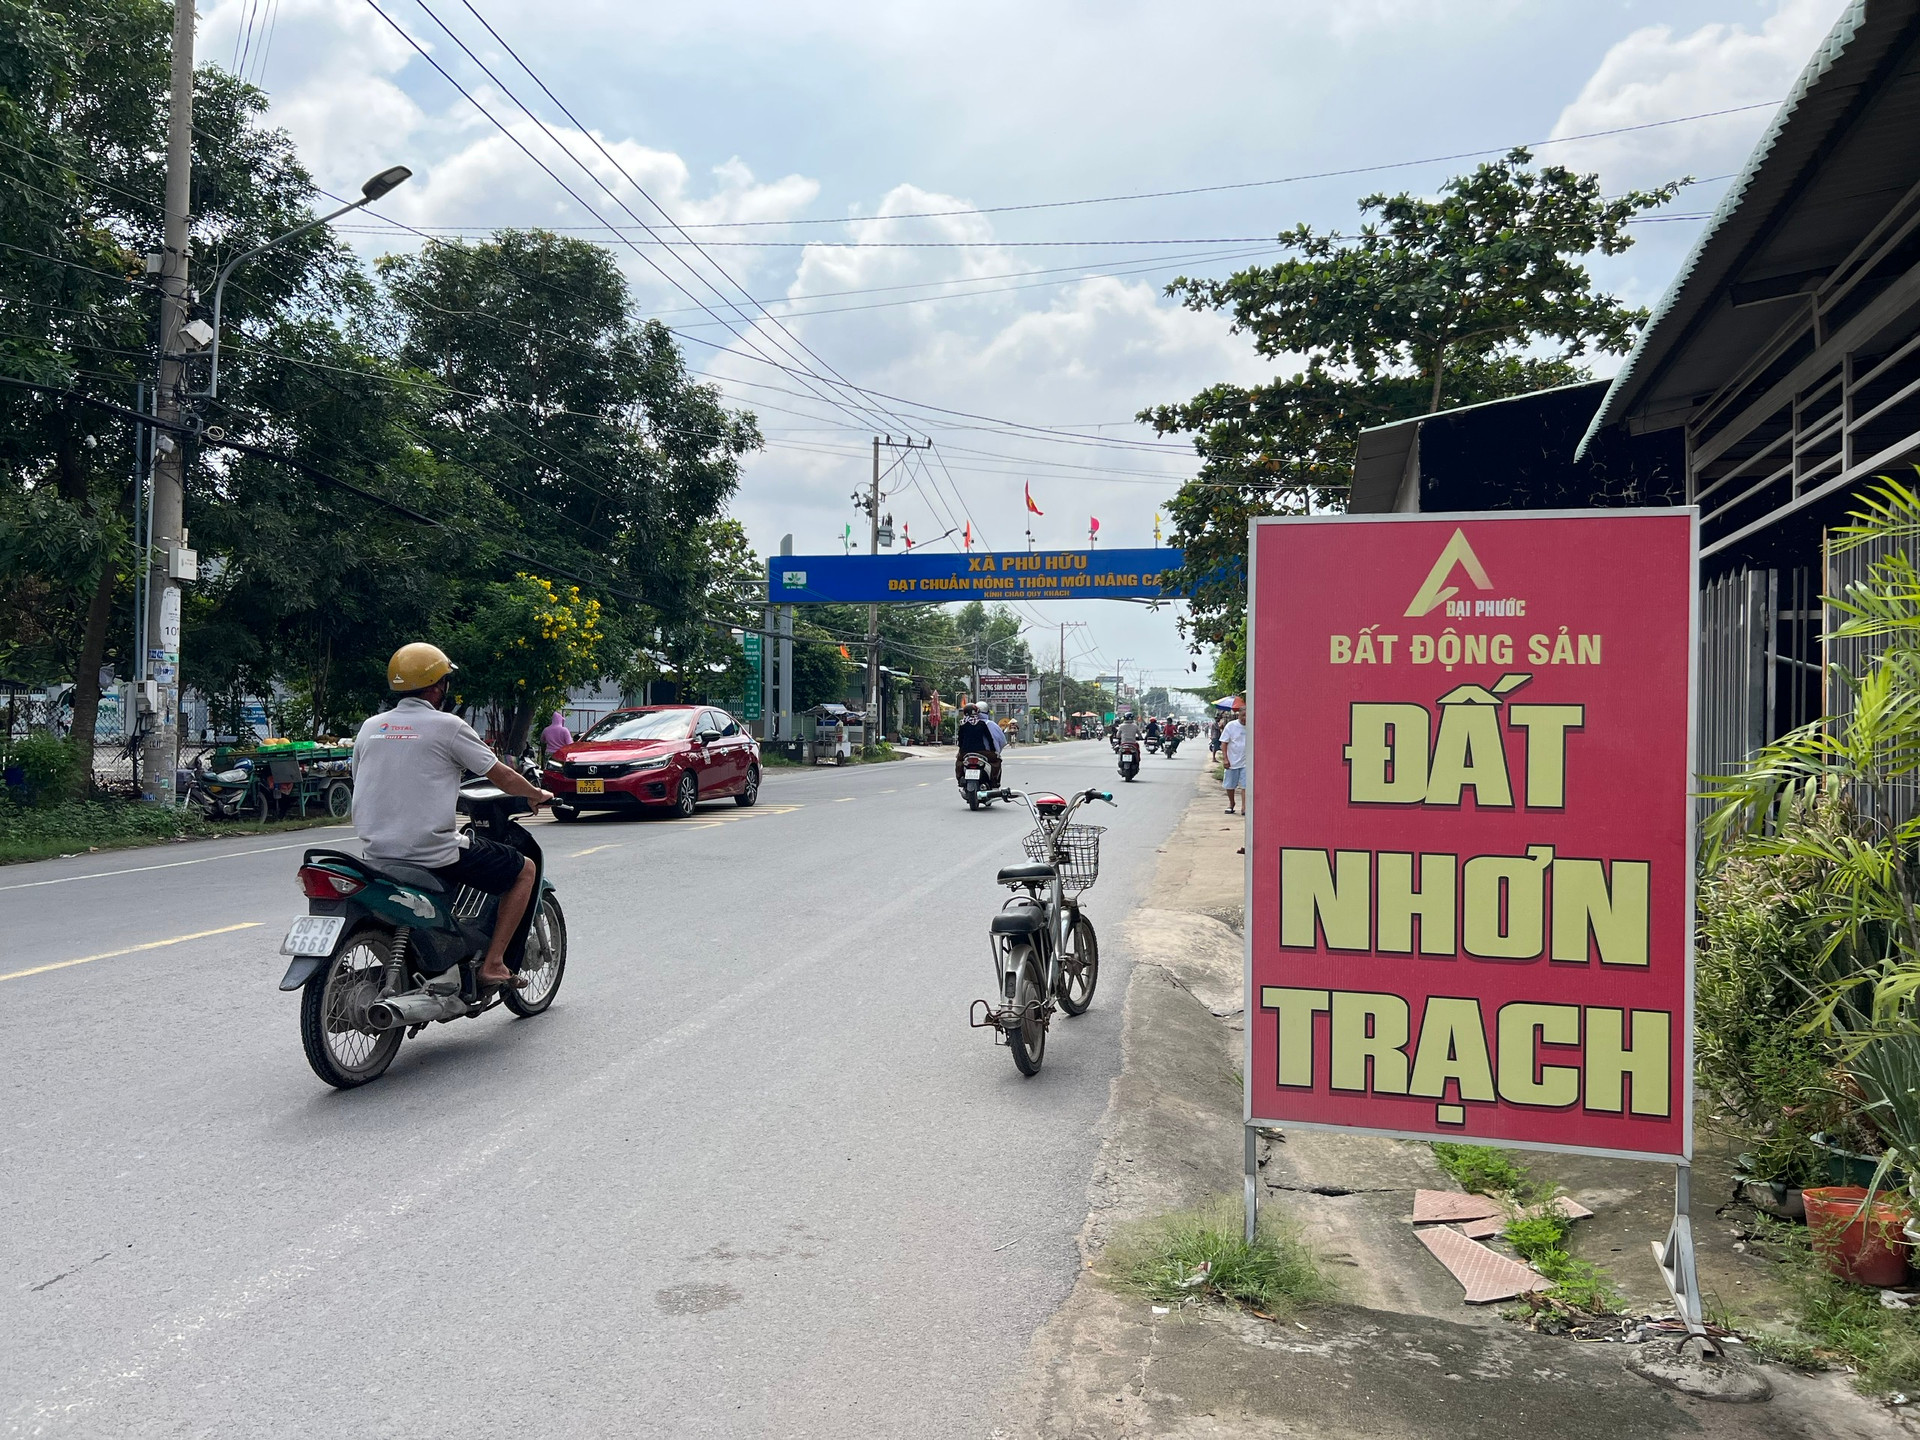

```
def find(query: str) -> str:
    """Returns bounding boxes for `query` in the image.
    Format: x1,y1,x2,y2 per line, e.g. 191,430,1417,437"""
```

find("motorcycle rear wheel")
965,787,980,810
1007,946,1047,1077
300,930,402,1089
504,893,567,1017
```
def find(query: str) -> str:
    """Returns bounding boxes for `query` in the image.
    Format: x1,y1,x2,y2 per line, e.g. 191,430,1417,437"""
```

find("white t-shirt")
351,698,499,866
1222,718,1248,769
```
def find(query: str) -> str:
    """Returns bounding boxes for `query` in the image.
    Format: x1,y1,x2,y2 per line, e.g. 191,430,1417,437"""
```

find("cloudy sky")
199,0,1845,690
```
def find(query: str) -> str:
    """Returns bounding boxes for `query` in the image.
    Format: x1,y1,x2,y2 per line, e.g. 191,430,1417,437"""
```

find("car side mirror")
699,729,722,745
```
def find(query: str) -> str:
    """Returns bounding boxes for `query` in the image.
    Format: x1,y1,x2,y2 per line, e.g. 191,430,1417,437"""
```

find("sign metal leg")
1243,1125,1259,1244
1652,1163,1716,1353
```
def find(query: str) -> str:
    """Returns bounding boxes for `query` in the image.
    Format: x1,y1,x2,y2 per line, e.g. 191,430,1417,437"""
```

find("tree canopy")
1144,150,1680,654
0,2,764,763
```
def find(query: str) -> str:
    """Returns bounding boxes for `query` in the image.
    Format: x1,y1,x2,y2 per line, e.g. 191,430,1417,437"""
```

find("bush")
1101,1196,1328,1315
1695,844,1849,1185
0,798,206,862
1,732,86,806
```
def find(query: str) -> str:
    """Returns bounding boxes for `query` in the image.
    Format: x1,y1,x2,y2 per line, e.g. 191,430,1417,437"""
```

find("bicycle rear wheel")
1007,946,1047,1076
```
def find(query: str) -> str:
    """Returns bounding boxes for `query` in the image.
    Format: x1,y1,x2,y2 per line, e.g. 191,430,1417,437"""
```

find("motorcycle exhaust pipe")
367,990,469,1030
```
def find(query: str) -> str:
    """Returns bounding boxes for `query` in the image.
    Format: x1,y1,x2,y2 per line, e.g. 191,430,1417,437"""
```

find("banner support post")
1653,1162,1715,1352
1243,1125,1259,1244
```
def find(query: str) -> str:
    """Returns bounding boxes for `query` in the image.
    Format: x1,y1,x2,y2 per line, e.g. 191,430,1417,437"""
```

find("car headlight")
632,757,671,772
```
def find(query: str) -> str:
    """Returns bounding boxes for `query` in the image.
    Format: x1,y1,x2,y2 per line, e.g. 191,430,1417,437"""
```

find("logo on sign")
1404,528,1527,619
782,570,807,588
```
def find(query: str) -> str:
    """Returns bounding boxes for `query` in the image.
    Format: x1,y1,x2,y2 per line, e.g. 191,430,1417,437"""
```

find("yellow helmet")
387,642,457,693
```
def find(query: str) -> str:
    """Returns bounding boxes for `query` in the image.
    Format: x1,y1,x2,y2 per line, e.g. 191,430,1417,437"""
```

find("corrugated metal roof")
1576,0,1872,457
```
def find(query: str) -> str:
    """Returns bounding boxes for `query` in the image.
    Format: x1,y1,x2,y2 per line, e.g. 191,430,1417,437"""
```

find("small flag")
839,644,851,659
1089,516,1101,544
1025,481,1044,516
902,521,913,550
842,523,853,553
964,522,972,551
1153,512,1161,544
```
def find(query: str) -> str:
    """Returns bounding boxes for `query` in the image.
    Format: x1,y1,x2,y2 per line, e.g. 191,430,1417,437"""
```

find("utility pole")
1056,620,1087,740
142,0,195,801
859,435,929,747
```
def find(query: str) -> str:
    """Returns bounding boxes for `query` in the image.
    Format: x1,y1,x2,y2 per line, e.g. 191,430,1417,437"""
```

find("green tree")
0,5,382,763
1145,150,1680,650
377,231,760,608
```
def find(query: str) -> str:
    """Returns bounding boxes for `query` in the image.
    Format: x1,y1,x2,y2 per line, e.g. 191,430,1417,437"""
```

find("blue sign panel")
769,548,1184,604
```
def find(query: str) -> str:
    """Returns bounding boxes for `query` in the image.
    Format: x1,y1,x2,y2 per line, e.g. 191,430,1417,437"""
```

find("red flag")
1025,481,1044,516
964,522,972,551
1089,516,1101,542
902,521,913,550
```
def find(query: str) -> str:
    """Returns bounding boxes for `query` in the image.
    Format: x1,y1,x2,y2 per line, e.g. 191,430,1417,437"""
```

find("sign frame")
1241,507,1700,1168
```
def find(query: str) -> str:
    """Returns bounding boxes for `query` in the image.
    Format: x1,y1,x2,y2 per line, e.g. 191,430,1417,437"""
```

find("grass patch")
1743,1217,1920,1393
1101,1196,1329,1316
0,800,343,865
1429,1143,1621,1314
1431,1143,1534,1198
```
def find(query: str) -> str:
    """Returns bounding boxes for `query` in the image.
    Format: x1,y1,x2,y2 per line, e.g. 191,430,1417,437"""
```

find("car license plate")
576,778,604,794
281,915,345,957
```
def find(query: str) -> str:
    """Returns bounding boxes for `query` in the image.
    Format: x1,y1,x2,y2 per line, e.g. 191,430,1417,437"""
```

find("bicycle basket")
1022,823,1104,892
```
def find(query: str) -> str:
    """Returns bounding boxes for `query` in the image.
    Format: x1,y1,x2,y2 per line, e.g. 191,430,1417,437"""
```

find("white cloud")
1547,0,1845,189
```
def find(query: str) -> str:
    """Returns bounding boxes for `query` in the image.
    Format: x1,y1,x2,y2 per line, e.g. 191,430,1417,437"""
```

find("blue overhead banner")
768,548,1185,604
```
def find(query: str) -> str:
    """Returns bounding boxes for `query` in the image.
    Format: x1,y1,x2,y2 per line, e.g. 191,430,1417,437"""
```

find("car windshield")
578,710,691,742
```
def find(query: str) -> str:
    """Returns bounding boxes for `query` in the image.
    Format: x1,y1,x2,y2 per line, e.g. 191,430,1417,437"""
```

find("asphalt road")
3,739,1205,1438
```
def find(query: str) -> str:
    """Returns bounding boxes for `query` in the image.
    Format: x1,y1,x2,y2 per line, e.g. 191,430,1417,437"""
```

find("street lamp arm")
201,198,363,402
196,167,409,403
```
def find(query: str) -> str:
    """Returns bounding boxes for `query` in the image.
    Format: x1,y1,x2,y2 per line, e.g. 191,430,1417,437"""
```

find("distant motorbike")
276,780,567,1089
1144,733,1162,754
1163,733,1183,758
1117,740,1141,782
959,751,997,810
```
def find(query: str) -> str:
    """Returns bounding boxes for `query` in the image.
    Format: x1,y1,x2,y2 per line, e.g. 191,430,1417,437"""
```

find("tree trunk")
503,703,533,757
67,559,116,795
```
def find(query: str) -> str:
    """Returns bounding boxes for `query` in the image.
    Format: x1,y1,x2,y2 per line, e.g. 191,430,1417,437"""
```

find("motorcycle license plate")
281,914,345,957
576,778,605,794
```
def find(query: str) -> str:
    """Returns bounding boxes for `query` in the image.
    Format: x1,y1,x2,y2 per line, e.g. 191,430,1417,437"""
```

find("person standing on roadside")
1221,698,1248,815
1209,710,1224,761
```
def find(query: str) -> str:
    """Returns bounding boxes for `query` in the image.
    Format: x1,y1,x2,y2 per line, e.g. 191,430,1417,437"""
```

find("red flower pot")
1803,1186,1911,1287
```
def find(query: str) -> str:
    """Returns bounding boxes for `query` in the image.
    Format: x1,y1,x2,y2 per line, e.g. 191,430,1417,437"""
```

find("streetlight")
194,165,412,403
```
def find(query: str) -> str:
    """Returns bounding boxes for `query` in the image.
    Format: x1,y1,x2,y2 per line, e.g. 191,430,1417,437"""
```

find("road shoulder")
992,773,1904,1440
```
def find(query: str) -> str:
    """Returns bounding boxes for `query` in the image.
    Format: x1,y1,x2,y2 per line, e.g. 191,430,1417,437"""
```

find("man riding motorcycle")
954,703,1003,789
351,643,556,993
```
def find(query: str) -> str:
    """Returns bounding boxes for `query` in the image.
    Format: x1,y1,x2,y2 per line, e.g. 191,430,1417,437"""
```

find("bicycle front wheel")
1058,913,1099,1016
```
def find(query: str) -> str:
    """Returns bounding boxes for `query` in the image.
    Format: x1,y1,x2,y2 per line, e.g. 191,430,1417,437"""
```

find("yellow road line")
570,843,625,857
1,923,265,984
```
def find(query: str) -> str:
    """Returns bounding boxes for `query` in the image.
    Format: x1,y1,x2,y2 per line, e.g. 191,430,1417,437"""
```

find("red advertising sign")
1246,510,1696,1162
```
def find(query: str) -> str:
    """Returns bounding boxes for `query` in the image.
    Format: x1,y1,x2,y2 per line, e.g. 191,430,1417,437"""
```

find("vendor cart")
190,739,354,821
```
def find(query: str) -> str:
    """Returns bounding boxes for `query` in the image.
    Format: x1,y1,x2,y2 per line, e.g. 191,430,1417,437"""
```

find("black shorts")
430,834,527,894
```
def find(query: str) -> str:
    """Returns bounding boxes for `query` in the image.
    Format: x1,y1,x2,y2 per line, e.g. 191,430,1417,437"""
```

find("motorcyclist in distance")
1143,715,1161,742
1116,711,1140,746
351,643,555,993
954,702,1004,789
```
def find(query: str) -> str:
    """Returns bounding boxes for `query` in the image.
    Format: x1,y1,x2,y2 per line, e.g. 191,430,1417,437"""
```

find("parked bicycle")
970,785,1114,1076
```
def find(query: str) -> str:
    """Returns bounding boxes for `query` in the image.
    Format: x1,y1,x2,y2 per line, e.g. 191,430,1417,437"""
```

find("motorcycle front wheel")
504,893,567,1017
1007,946,1048,1077
300,929,403,1089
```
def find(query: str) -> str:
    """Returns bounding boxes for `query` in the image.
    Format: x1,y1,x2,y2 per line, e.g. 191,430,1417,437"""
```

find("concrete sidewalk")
991,774,1905,1439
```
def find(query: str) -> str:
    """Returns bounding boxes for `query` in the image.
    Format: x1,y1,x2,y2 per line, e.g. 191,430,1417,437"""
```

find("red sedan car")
544,705,760,820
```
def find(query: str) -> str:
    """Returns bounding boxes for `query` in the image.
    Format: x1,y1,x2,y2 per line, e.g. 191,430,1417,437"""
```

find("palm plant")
1703,476,1920,1029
